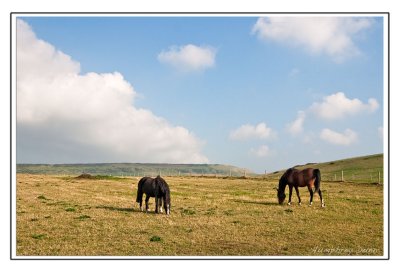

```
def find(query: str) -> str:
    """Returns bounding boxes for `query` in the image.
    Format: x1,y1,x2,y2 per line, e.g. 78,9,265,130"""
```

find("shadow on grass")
95,205,164,215
95,205,135,213
231,199,279,206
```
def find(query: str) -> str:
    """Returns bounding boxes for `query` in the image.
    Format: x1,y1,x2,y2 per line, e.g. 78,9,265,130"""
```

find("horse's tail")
313,169,321,193
136,177,146,203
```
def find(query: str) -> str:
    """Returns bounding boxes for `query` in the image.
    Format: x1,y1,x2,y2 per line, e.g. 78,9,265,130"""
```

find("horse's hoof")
321,203,326,208
298,202,302,206
287,202,291,206
309,202,313,206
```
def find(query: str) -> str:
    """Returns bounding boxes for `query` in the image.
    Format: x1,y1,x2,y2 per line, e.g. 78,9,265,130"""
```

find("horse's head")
277,188,286,205
277,173,288,205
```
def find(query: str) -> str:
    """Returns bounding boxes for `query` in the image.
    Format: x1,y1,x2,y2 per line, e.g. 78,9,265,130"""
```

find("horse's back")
139,177,157,196
138,176,170,198
288,168,317,187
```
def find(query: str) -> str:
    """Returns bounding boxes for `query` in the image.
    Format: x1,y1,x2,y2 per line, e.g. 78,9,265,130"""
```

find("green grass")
150,236,162,242
31,234,46,240
74,174,128,181
37,195,48,200
75,215,91,220
16,173,384,256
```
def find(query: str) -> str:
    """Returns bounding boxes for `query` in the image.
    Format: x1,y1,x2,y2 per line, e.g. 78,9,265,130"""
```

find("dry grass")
16,174,383,256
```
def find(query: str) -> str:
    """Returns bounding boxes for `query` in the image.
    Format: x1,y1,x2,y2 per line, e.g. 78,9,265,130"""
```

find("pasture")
16,173,383,257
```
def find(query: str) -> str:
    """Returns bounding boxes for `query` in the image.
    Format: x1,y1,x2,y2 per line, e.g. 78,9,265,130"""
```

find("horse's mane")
155,175,170,195
282,167,295,177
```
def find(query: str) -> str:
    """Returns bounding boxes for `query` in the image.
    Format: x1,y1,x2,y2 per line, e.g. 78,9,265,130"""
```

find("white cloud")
378,126,383,139
252,17,373,62
286,111,306,135
16,19,208,164
229,122,275,141
157,44,216,72
320,128,358,146
250,145,270,158
288,68,300,77
309,92,379,120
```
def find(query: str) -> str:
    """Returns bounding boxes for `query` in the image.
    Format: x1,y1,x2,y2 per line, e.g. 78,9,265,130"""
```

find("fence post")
379,171,381,184
341,171,344,182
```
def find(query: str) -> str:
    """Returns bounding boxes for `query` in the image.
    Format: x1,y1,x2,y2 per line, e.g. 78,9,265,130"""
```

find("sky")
15,15,385,173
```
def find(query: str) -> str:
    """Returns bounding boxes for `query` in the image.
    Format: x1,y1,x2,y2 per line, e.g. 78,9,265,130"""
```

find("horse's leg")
145,195,150,212
318,189,325,207
288,185,293,205
138,195,143,211
308,185,314,206
295,186,301,205
155,196,159,213
163,197,170,215
159,197,163,213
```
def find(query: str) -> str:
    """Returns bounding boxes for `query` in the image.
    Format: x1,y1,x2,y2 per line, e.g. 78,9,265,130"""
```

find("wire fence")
55,169,384,184
321,170,383,184
120,170,254,178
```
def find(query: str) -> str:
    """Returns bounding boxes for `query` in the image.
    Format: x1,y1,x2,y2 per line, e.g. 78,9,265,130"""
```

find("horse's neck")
278,178,287,191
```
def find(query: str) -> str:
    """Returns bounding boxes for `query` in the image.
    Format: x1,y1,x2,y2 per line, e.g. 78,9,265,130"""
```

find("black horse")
277,168,325,207
136,175,171,214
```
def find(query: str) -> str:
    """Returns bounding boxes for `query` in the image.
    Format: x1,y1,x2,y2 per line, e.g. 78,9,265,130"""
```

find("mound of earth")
76,173,93,179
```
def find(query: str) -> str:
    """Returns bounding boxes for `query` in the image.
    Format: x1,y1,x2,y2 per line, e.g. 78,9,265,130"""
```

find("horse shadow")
95,205,136,213
231,199,279,206
95,205,163,214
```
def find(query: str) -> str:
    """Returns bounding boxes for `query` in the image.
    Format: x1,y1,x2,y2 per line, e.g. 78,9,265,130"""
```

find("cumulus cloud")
229,122,275,141
157,44,216,72
309,92,379,120
286,92,378,143
378,126,383,139
250,145,270,158
286,111,306,135
16,19,208,164
320,128,358,146
252,17,373,62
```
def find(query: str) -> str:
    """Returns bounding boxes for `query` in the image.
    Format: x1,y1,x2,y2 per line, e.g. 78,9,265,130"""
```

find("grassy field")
16,173,384,257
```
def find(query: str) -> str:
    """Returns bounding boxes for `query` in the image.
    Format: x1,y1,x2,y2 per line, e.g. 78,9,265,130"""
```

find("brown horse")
277,168,325,207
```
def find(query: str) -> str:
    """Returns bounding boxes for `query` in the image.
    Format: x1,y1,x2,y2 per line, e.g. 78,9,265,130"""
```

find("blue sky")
16,16,385,173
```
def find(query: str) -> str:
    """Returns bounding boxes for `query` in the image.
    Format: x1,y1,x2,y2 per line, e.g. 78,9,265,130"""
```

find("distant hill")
16,163,253,177
16,154,384,183
266,153,384,183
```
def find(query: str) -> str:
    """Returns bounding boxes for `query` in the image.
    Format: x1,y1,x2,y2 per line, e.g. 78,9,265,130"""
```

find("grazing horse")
136,175,171,215
277,168,325,207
